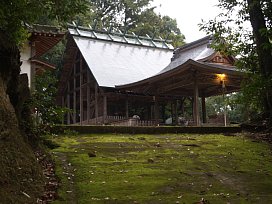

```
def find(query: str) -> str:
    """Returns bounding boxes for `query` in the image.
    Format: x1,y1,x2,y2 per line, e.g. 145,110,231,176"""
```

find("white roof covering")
160,36,215,74
72,33,174,87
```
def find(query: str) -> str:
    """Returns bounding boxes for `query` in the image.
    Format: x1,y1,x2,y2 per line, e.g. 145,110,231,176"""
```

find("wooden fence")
77,116,157,126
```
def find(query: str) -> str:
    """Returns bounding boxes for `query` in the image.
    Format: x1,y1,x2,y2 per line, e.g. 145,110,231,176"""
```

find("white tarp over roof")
72,33,173,87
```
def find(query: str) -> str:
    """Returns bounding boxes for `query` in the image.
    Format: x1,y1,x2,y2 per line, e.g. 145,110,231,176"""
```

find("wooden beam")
158,81,194,94
156,73,192,92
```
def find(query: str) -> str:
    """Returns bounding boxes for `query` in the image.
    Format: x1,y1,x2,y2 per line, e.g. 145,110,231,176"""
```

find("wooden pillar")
150,98,154,120
162,103,166,124
79,58,83,125
67,93,70,124
180,97,185,115
190,98,194,120
103,95,107,124
125,98,129,118
95,83,98,123
171,102,174,125
154,96,159,125
87,72,90,124
175,100,178,125
67,82,70,125
193,74,200,126
73,68,76,124
202,97,207,124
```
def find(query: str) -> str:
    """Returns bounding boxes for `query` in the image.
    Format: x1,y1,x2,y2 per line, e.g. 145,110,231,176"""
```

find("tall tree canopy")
78,0,185,47
201,0,272,124
0,0,88,44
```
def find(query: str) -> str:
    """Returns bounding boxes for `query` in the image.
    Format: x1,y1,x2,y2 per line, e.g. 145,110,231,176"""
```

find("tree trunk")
0,31,44,203
247,0,272,122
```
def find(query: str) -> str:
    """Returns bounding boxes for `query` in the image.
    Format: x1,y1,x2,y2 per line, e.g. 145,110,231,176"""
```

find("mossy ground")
49,133,272,204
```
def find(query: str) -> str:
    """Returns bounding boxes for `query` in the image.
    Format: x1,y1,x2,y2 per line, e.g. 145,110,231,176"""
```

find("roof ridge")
26,23,65,34
68,23,174,50
175,35,212,53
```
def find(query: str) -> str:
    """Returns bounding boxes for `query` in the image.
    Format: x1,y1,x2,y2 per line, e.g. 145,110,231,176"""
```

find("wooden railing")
78,116,158,126
113,118,157,126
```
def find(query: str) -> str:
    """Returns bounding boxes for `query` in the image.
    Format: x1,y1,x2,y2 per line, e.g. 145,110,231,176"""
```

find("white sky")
151,0,221,43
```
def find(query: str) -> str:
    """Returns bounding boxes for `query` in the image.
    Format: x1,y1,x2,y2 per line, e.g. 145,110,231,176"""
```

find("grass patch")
49,133,272,203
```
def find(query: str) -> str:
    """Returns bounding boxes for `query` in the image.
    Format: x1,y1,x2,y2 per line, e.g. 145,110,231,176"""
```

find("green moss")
50,133,272,203
56,125,242,134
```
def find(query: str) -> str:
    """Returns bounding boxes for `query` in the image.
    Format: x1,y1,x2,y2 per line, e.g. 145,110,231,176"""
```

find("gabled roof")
117,36,244,97
160,35,215,74
68,26,174,87
27,24,66,58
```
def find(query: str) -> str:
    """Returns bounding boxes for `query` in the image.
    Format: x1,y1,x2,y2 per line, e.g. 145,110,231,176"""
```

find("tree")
79,0,185,47
200,0,272,125
132,10,185,47
0,0,88,44
0,0,88,202
32,71,68,131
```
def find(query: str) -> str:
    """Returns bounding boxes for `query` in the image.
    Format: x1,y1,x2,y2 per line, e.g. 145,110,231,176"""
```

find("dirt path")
54,152,77,204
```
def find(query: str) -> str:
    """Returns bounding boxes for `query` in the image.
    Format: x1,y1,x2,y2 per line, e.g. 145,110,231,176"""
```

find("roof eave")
116,59,244,90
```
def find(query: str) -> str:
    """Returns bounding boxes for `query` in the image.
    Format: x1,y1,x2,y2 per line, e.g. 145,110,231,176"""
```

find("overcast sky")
151,0,221,43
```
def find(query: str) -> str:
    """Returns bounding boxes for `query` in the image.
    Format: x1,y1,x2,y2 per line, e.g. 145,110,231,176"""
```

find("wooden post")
150,101,154,120
193,74,200,126
67,82,70,125
125,98,129,118
73,67,76,124
180,97,185,116
154,96,159,125
95,83,98,123
67,93,70,124
162,103,166,124
171,102,174,125
103,95,107,124
87,71,90,124
201,97,207,124
175,100,178,125
79,58,83,125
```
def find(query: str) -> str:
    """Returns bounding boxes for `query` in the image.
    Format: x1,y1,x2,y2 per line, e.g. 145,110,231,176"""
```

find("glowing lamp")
217,73,226,89
217,73,226,81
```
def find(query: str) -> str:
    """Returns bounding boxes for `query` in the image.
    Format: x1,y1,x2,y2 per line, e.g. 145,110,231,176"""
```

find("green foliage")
0,0,88,45
40,40,66,77
200,0,272,123
132,10,185,47
206,94,247,123
77,0,185,47
32,71,69,130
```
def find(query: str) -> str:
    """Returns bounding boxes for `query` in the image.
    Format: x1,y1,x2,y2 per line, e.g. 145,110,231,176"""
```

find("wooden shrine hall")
57,24,244,126
21,24,65,89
